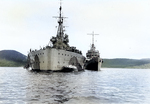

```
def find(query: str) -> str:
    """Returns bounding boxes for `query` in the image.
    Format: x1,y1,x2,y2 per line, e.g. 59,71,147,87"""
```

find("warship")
25,3,85,72
84,32,103,71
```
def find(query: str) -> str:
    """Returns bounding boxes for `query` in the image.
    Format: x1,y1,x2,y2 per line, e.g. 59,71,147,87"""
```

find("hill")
0,50,27,67
0,50,150,68
102,58,150,69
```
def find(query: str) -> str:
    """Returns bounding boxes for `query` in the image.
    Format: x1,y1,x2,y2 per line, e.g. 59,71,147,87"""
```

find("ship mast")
86,32,99,58
53,0,67,41
88,31,99,48
50,0,69,49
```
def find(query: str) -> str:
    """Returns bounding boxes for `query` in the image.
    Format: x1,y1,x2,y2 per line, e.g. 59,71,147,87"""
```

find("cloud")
0,0,150,59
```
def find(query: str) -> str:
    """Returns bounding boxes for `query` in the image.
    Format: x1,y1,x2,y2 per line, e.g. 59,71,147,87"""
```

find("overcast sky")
0,0,150,59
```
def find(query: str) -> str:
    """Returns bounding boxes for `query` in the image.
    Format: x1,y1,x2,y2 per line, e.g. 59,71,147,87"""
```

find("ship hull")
84,57,102,71
28,48,85,72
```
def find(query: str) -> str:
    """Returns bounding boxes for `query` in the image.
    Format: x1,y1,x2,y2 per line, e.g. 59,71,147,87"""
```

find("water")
0,67,150,104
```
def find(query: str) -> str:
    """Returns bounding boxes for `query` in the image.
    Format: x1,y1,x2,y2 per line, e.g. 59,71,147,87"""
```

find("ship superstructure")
25,3,85,72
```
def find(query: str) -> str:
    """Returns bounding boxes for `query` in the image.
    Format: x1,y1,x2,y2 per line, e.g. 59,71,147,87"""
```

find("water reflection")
25,72,80,103
0,68,150,104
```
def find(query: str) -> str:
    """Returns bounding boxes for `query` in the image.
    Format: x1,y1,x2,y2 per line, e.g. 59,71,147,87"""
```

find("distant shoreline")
0,50,150,69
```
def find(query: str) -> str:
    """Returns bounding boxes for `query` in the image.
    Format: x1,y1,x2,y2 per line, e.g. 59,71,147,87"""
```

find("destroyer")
25,3,85,72
84,32,103,71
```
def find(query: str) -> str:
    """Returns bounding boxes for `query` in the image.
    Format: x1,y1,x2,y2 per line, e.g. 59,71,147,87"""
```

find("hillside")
0,50,150,68
102,58,150,68
0,50,27,67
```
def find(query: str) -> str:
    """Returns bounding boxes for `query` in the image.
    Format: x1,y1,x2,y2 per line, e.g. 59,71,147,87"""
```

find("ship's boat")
25,4,85,72
84,33,103,71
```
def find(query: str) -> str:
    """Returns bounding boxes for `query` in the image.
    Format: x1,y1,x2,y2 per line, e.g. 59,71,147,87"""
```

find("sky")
0,0,150,59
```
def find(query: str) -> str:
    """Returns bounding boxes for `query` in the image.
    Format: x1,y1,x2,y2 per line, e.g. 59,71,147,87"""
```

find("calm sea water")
0,67,150,104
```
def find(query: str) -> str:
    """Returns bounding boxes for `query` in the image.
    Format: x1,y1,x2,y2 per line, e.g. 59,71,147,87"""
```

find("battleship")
25,3,85,72
84,32,103,71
